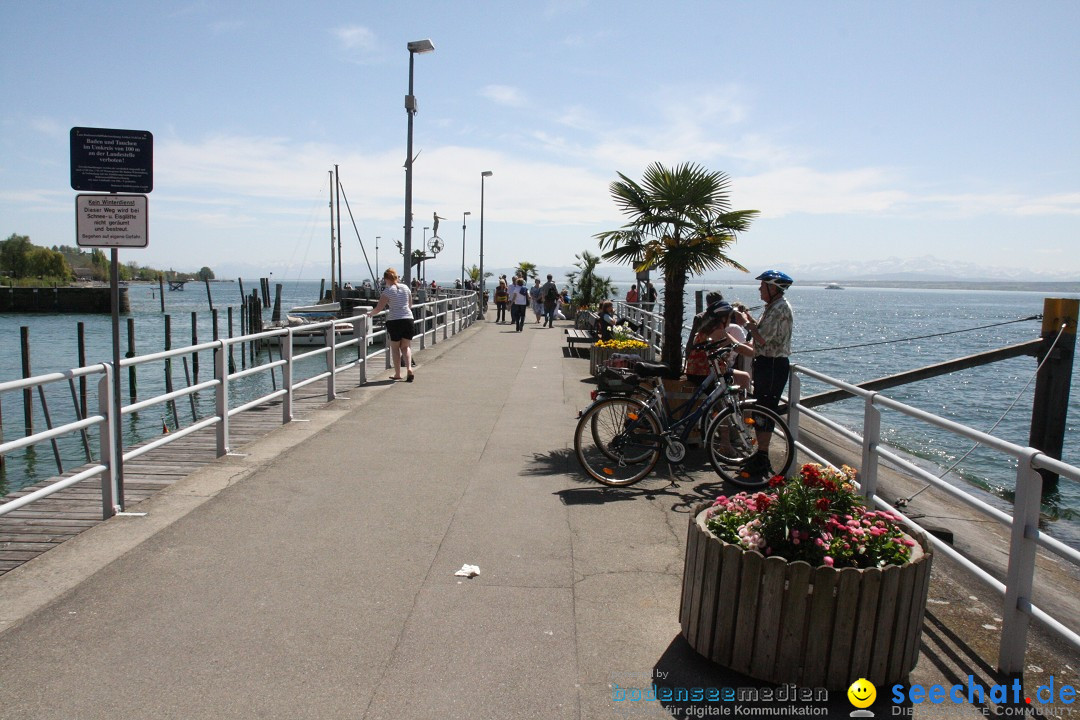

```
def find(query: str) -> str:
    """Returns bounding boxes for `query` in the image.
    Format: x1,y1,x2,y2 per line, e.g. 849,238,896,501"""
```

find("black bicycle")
574,341,794,488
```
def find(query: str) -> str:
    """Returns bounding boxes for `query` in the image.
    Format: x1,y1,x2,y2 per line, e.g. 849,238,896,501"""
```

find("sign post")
71,127,154,515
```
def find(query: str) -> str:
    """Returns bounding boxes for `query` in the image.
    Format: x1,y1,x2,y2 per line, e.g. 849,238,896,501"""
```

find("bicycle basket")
597,366,639,394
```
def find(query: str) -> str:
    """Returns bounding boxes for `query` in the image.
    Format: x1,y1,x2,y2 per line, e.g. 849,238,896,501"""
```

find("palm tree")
595,162,757,373
565,250,615,309
516,261,538,280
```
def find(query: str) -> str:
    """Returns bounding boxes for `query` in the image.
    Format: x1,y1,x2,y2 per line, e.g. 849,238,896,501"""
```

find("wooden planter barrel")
680,503,932,690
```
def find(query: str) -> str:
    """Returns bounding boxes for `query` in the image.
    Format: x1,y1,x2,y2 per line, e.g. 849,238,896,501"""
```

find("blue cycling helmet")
755,269,794,290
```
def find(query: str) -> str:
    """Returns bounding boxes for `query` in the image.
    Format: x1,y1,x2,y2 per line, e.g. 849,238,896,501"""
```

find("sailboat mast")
328,170,336,301
335,164,343,300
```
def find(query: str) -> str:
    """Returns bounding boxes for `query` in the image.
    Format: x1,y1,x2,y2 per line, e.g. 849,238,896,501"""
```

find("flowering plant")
594,338,649,351
705,463,916,569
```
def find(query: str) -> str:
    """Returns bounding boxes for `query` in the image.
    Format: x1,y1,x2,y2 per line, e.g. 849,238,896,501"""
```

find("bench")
565,328,596,356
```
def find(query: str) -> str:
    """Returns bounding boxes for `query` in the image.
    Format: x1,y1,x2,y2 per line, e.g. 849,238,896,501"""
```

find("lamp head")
464,211,472,216
407,39,435,53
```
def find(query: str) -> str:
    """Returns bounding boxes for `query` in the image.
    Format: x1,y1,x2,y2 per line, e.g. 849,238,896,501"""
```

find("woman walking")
363,268,417,382
510,277,529,331
494,279,509,323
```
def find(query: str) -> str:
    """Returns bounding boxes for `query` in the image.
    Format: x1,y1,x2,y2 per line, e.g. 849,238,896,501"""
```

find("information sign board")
75,194,149,248
70,127,153,193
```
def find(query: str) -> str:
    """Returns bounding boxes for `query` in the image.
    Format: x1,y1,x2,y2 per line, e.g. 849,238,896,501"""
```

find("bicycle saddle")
633,362,669,377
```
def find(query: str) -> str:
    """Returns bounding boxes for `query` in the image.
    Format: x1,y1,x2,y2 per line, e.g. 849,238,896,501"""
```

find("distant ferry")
824,282,844,290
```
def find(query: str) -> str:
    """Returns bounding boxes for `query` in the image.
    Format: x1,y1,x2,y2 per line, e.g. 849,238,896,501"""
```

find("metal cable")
897,322,1068,506
793,314,1042,355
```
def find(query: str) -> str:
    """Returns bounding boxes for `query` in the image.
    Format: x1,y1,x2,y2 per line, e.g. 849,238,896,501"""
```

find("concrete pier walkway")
0,313,1076,719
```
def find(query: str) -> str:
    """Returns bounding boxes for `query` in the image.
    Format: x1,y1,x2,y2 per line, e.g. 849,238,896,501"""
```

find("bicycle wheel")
705,404,794,488
575,397,661,486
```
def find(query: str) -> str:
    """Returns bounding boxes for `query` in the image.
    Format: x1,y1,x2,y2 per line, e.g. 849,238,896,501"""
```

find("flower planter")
679,502,932,690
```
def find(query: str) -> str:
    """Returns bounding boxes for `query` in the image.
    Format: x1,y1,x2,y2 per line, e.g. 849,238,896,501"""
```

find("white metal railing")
0,290,479,520
614,301,665,358
787,363,1080,676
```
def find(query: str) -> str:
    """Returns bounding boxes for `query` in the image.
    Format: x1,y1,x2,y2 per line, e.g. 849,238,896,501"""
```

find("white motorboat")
824,282,844,290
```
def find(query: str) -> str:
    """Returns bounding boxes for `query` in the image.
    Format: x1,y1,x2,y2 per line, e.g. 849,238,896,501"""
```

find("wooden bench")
565,328,596,355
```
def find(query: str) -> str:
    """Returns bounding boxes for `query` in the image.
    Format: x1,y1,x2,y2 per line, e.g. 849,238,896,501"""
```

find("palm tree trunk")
660,268,687,376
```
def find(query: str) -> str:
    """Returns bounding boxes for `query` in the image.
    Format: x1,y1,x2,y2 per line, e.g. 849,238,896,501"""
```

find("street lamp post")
403,38,434,286
460,211,471,288
422,227,429,282
479,171,493,319
375,236,380,282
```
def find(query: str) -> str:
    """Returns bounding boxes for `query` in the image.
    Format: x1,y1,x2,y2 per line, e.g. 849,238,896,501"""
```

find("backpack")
545,284,559,302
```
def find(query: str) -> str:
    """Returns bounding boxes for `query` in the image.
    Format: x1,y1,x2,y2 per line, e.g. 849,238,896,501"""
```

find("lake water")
3,280,1079,546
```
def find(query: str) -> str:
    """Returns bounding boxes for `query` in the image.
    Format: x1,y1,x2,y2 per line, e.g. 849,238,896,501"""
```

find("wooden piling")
158,274,165,312
240,298,247,370
1028,298,1078,493
205,278,214,311
191,311,199,383
77,321,88,418
212,308,220,381
164,314,179,429
20,326,32,434
227,306,236,374
126,317,137,403
272,284,282,322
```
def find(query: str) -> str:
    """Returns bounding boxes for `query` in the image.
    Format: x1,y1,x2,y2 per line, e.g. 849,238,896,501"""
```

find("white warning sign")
75,194,148,248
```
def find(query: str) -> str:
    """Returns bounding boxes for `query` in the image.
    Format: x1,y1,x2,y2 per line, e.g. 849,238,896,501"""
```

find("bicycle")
574,341,794,488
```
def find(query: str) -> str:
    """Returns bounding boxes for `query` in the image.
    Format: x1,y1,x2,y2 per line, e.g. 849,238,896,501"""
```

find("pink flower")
823,556,835,567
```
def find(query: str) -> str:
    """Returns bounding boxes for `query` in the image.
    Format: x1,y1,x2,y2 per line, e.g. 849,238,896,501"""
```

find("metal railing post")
432,301,438,345
215,339,229,456
97,370,116,519
420,304,428,350
282,330,294,422
787,370,801,446
358,316,370,384
443,299,449,340
326,324,337,400
998,448,1043,675
860,392,881,500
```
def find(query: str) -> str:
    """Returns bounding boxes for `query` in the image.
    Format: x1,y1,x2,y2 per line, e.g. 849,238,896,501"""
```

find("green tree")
197,266,215,281
26,245,72,280
515,261,538,280
0,233,33,277
465,264,491,285
565,250,614,309
595,162,757,372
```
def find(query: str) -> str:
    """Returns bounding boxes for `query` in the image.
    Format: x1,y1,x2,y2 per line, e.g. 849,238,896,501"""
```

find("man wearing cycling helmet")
740,270,794,479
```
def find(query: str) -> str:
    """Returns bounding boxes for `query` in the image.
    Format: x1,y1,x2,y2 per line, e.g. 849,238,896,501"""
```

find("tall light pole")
375,236,380,281
403,38,434,286
460,211,471,288
422,227,430,282
479,170,493,318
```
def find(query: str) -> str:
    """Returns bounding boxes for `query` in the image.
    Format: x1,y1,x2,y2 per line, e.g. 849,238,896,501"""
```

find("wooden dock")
0,365,364,575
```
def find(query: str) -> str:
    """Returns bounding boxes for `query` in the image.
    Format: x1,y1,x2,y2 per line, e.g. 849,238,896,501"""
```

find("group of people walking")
492,273,567,331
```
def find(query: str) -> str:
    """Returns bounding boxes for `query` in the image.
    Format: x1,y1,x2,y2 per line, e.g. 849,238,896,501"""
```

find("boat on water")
824,282,844,290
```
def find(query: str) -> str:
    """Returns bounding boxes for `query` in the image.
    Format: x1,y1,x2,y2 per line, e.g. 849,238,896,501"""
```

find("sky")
2,1,1079,284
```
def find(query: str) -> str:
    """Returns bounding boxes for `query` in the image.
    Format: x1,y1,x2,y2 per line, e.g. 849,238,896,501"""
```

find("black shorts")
752,356,790,431
385,318,415,342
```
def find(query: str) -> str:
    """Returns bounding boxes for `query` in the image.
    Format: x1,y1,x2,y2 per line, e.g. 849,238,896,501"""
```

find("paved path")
0,314,1074,719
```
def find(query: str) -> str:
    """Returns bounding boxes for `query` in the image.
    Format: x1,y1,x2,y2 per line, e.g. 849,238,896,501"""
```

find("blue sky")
2,1,1078,282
